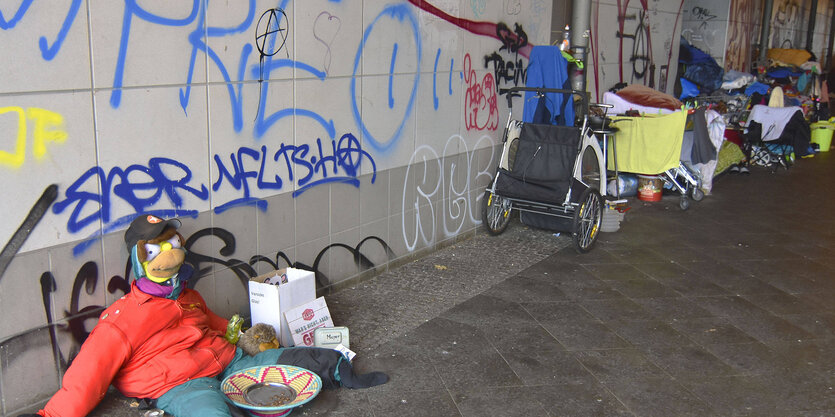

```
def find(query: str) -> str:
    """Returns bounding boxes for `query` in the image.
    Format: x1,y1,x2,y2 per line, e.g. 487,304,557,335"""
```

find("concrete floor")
33,153,835,416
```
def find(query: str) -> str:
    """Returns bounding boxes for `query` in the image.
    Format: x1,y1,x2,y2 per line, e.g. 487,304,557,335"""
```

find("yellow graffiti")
0,107,26,168
0,106,67,169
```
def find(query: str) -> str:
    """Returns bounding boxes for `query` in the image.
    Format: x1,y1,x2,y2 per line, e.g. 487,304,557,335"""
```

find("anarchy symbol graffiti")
255,8,289,57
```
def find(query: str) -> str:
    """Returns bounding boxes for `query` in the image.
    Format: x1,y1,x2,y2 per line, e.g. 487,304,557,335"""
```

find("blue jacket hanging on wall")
523,45,573,126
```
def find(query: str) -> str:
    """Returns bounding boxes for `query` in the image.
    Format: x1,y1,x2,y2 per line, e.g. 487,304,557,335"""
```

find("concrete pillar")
827,0,835,70
570,0,592,94
806,0,818,52
759,0,774,64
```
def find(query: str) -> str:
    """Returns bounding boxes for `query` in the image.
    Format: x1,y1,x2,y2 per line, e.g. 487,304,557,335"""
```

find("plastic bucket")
637,174,662,202
810,121,834,152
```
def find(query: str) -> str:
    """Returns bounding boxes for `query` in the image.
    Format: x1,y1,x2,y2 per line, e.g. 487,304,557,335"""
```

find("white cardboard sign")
249,268,316,347
284,296,334,347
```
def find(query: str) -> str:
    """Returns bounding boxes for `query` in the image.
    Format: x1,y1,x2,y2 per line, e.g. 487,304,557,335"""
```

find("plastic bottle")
560,25,571,51
225,314,244,344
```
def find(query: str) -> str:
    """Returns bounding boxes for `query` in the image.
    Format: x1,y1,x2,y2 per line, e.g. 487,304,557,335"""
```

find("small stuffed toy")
238,323,281,356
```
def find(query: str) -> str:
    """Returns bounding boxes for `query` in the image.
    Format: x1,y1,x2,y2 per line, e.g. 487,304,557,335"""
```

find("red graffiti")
463,54,498,131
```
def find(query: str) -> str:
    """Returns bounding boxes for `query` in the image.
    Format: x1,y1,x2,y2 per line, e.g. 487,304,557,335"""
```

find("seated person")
21,214,386,417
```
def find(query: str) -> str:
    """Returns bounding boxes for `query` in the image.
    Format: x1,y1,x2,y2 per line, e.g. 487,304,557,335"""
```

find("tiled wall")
681,0,731,68
0,1,551,413
587,0,687,101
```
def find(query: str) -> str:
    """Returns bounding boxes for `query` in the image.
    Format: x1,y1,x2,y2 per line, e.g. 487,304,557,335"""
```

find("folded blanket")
767,48,811,67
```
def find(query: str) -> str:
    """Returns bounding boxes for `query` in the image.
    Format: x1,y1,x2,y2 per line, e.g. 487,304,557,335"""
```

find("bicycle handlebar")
503,87,588,111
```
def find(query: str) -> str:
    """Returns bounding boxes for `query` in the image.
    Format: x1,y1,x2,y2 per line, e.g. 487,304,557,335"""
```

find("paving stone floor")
27,153,835,416
305,153,835,417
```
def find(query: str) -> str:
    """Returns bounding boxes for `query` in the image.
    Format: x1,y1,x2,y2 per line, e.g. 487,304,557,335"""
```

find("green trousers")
156,347,285,417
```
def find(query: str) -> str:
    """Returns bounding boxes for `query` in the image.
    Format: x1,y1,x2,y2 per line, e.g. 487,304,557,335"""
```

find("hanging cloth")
689,107,717,164
523,46,573,126
609,111,688,174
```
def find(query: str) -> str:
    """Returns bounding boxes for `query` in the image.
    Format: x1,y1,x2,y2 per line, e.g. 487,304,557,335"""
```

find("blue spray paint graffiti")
0,0,34,29
52,133,375,254
5,0,537,262
5,0,425,146
41,0,82,60
181,0,255,126
52,157,208,233
105,0,334,140
112,0,203,108
388,43,399,109
449,59,455,95
0,0,82,60
433,48,441,110
251,1,336,140
351,4,421,153
212,132,375,213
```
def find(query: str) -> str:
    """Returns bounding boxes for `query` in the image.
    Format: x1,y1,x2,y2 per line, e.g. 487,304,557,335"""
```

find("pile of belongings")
602,84,726,194
597,32,826,196
671,39,822,176
678,36,725,98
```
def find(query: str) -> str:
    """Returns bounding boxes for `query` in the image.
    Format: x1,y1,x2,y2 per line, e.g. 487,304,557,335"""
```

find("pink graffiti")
463,54,498,131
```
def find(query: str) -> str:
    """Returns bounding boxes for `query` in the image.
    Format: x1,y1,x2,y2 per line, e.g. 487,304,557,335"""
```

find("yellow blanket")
608,111,687,174
767,48,811,67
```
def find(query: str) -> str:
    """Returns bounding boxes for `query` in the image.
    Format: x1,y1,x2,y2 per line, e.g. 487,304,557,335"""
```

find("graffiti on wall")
0,0,82,60
407,0,533,58
351,3,422,153
52,131,376,255
616,8,653,86
591,0,685,99
691,7,717,30
254,8,291,118
3,0,540,253
313,11,342,76
681,5,722,58
505,0,521,15
770,0,803,49
409,0,532,99
0,107,68,169
463,54,499,131
402,135,493,251
470,0,487,18
0,185,58,280
484,22,529,96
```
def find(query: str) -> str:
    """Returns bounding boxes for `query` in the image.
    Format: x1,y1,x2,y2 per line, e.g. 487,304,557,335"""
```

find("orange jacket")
39,283,237,417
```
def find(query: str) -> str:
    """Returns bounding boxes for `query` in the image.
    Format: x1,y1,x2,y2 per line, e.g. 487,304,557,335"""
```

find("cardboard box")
249,268,316,347
284,296,333,347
